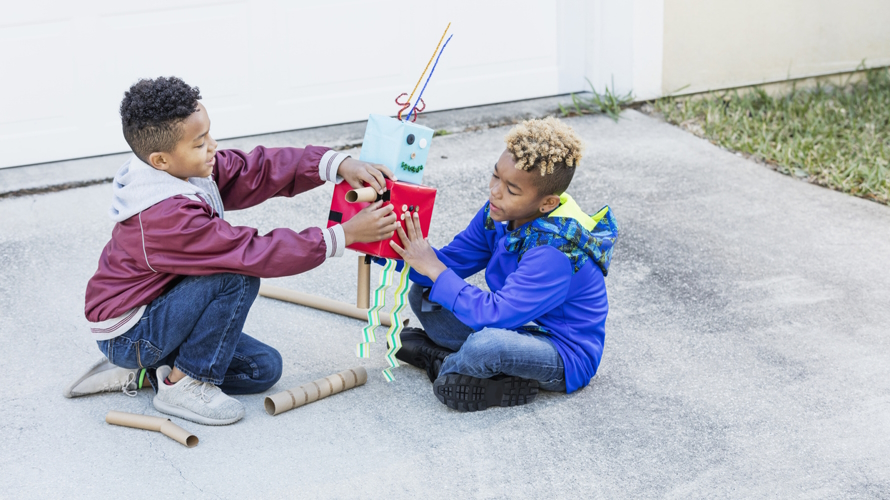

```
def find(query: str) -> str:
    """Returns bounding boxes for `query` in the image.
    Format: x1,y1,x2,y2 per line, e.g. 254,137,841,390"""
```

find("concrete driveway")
1,106,888,499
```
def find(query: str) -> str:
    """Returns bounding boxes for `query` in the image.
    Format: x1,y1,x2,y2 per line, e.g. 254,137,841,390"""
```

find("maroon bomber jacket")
84,145,337,326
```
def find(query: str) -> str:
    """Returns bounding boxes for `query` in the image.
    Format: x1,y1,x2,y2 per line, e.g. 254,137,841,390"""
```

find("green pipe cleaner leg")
357,259,396,358
382,264,411,382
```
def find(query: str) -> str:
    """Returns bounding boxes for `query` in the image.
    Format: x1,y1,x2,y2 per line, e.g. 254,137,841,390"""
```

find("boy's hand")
341,201,400,245
390,212,447,281
338,158,396,194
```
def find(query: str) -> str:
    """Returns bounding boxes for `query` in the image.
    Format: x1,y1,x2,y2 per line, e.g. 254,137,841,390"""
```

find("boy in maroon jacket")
65,76,399,425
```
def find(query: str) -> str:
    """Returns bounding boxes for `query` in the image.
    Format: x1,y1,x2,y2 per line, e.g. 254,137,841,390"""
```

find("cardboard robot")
327,114,438,260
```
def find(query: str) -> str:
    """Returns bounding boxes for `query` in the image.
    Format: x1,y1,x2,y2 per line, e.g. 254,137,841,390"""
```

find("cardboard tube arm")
265,367,368,416
258,284,400,327
106,411,198,448
345,186,379,203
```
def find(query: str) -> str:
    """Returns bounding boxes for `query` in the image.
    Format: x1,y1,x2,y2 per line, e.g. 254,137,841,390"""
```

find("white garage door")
1,1,663,170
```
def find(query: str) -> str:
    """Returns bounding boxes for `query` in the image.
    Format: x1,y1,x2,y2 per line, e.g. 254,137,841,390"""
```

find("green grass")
653,67,890,204
560,78,634,122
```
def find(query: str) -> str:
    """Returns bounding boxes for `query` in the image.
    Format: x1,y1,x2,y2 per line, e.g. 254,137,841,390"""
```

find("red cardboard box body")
327,179,437,260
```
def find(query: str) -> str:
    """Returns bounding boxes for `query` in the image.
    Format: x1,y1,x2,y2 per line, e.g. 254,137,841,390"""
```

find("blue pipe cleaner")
405,34,453,123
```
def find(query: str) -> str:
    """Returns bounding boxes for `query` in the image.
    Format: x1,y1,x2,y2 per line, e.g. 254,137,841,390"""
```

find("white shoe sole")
64,357,124,398
153,395,244,426
64,358,106,398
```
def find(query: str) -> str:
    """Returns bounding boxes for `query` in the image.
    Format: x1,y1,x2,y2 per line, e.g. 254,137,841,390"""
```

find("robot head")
358,114,434,185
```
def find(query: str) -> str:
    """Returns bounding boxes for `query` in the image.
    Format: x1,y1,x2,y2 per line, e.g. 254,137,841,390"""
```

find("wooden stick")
357,255,371,309
259,283,401,327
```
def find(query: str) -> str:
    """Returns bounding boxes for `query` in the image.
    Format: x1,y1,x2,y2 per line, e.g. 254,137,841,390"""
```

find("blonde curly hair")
504,116,583,195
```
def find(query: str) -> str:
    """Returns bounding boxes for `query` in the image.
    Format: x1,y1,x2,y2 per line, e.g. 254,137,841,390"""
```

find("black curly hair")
120,76,202,163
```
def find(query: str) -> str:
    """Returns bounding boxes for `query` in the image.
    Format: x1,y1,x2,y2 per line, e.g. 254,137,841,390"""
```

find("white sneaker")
153,365,244,426
64,357,146,398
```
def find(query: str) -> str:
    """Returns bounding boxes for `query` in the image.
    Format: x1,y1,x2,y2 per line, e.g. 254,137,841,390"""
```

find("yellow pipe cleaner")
404,22,451,113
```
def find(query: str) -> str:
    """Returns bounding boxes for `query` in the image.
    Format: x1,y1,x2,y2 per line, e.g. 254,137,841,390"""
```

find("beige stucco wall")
662,0,890,95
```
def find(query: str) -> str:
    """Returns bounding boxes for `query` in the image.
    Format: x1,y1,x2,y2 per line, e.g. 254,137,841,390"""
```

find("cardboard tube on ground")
345,186,378,203
258,284,400,327
265,367,368,416
106,411,198,448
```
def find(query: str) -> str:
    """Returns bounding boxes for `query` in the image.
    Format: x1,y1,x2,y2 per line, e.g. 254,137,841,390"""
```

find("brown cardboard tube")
258,284,402,327
345,186,378,203
265,367,368,416
105,411,198,448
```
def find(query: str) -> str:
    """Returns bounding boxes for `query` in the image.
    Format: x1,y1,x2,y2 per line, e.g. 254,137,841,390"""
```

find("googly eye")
418,138,427,149
406,134,415,145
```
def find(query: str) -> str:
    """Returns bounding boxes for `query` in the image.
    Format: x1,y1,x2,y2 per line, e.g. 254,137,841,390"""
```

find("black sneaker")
432,374,540,412
394,328,454,382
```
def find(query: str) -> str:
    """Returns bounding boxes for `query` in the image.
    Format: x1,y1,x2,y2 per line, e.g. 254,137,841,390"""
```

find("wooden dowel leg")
357,255,371,309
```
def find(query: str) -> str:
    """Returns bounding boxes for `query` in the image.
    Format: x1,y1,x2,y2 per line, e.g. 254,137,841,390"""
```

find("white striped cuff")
319,150,350,183
322,224,346,259
90,305,147,341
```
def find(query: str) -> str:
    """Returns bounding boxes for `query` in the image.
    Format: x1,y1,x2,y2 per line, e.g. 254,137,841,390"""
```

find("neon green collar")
549,193,607,232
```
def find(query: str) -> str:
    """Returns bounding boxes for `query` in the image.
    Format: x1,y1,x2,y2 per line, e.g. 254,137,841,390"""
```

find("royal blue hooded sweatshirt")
410,193,618,393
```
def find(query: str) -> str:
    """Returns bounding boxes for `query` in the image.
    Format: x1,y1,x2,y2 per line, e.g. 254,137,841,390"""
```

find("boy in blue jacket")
390,117,618,412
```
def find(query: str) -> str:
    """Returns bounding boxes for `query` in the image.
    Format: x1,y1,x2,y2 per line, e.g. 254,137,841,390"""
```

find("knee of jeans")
257,347,283,391
461,330,504,372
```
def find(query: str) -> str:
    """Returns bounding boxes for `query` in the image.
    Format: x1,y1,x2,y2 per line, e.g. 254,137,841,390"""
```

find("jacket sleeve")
213,145,329,211
428,245,572,330
137,197,326,277
409,204,494,287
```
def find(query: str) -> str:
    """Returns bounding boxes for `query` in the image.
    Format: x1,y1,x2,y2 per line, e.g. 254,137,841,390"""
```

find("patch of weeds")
653,67,890,204
433,129,451,137
560,78,634,122
0,178,113,199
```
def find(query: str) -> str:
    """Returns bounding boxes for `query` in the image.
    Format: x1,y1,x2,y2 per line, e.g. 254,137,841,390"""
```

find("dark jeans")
408,284,566,392
97,273,282,395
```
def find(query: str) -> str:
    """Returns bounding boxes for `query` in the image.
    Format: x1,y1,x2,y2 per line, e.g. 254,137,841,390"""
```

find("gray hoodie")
109,155,225,222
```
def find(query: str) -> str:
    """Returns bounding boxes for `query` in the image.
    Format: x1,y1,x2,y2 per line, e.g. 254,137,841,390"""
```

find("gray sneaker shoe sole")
64,357,137,398
153,395,244,426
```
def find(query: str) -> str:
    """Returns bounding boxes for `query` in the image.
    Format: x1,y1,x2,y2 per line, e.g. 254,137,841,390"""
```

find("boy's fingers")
373,203,394,215
365,170,386,193
383,220,400,235
395,224,409,245
378,209,396,221
389,240,405,256
404,213,417,240
405,213,421,241
371,162,396,181
367,166,389,193
411,212,423,236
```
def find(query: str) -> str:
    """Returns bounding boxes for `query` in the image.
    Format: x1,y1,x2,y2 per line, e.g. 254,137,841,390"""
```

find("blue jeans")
97,273,282,395
408,284,566,392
